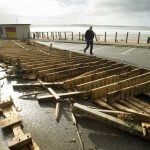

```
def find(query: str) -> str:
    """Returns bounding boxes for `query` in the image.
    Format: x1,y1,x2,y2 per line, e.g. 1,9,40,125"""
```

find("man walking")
84,26,94,55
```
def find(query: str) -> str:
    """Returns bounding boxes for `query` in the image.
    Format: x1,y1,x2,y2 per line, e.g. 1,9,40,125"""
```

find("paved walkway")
37,39,150,70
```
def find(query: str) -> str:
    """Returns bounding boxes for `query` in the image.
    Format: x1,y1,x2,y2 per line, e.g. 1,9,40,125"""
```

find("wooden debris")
13,82,63,89
0,114,21,129
0,96,41,150
0,99,13,108
19,91,43,98
142,122,150,137
37,91,87,101
55,102,60,121
8,133,32,149
72,103,149,139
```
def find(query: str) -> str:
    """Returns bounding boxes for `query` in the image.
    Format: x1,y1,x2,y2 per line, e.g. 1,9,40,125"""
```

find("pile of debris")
0,39,150,149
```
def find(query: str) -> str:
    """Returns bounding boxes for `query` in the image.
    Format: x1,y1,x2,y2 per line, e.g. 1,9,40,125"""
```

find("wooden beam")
0,100,13,108
64,65,132,90
99,97,150,122
125,98,150,114
107,81,150,103
13,82,63,89
92,72,150,100
77,75,118,91
48,88,60,100
0,114,21,129
120,100,150,115
8,133,32,149
38,91,87,101
72,103,146,139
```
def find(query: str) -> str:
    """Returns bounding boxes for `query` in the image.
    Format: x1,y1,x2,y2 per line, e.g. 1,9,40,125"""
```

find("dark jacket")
85,30,94,41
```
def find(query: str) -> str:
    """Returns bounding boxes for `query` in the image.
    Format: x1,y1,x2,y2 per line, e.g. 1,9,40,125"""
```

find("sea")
30,25,150,43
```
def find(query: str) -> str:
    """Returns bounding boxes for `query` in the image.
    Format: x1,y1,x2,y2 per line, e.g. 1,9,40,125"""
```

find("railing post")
72,32,73,40
53,32,54,40
64,32,66,40
60,32,62,40
42,32,44,39
55,32,57,38
58,32,60,40
115,32,117,42
137,32,140,43
105,32,106,42
95,34,97,41
126,32,129,43
82,34,85,41
47,32,49,39
79,32,81,41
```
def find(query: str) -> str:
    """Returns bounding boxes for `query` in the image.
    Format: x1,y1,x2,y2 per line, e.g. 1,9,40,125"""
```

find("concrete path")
37,40,150,69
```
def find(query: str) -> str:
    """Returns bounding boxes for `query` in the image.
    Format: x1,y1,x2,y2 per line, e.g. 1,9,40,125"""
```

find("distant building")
0,24,30,39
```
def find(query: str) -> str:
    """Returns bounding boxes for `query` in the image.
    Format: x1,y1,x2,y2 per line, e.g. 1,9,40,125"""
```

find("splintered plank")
72,103,145,139
107,81,150,104
0,114,21,129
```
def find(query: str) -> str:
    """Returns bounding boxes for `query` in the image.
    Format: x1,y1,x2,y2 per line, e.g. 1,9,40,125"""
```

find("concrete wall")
16,25,30,39
0,24,30,39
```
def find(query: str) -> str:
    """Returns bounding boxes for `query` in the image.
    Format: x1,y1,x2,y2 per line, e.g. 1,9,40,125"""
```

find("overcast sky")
0,0,150,26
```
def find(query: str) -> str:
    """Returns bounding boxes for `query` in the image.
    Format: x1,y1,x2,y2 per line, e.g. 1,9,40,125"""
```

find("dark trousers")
84,40,93,54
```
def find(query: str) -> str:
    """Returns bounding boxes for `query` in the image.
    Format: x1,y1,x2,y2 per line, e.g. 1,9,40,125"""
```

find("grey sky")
0,0,150,26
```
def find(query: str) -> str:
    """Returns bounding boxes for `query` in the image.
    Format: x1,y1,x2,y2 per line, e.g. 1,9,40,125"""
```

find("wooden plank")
0,114,21,129
130,97,150,109
77,75,118,91
32,62,74,73
13,82,63,89
46,65,92,82
0,100,13,108
107,81,150,103
118,68,148,81
144,91,150,97
48,88,60,100
64,65,132,90
39,64,79,78
72,103,145,139
120,100,150,115
92,72,150,100
8,133,32,149
125,98,150,114
55,102,60,121
94,99,117,110
38,91,87,101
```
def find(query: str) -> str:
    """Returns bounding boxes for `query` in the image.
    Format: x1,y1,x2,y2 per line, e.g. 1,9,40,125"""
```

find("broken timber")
72,103,150,140
1,40,150,143
0,98,40,150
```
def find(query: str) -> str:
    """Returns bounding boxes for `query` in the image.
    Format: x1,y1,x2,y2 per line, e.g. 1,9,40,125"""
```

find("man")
84,26,94,55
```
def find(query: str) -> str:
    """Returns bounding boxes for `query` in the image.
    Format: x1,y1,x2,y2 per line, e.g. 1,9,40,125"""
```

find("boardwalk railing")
29,31,150,44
